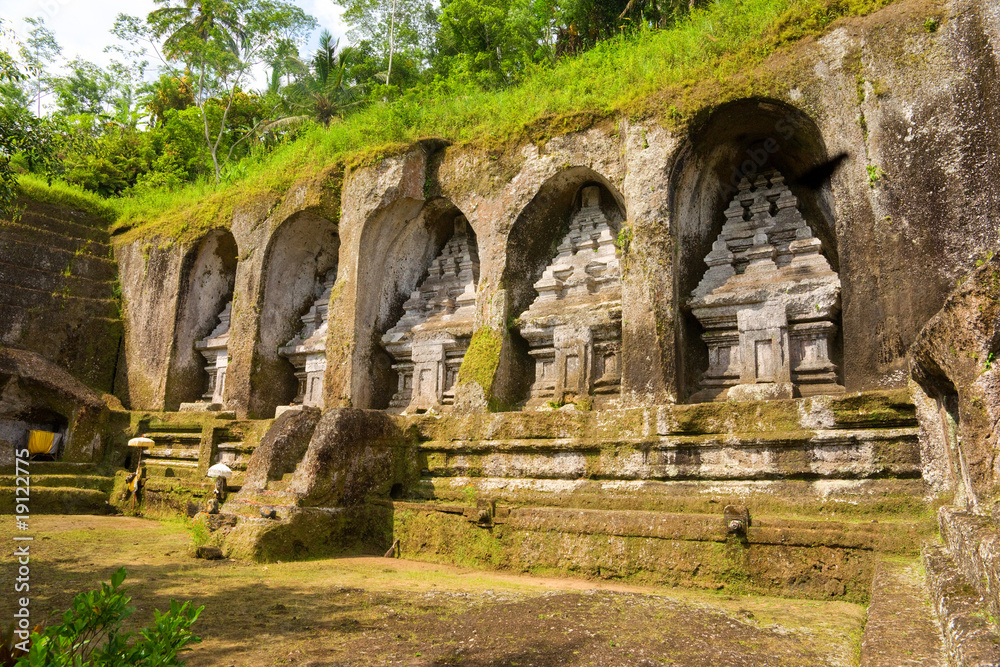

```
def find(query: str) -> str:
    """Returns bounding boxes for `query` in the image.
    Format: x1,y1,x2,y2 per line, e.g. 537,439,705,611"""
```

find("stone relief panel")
518,185,622,408
278,270,337,410
381,218,479,413
190,301,232,409
687,170,844,402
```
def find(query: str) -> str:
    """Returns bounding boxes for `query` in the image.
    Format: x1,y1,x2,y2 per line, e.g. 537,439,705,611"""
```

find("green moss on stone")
456,326,503,398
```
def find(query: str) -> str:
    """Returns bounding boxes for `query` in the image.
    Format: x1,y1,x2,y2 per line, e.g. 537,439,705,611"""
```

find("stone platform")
201,389,941,604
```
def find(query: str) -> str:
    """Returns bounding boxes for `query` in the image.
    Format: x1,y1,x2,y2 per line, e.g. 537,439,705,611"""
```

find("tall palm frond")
150,0,246,61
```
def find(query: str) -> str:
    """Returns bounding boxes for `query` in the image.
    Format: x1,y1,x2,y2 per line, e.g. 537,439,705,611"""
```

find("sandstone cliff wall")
112,0,1000,422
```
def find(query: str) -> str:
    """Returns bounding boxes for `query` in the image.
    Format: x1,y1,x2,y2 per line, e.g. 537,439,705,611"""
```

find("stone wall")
112,0,1000,423
0,198,121,393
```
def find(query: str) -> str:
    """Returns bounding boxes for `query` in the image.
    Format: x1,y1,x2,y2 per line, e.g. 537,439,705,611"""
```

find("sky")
0,0,350,87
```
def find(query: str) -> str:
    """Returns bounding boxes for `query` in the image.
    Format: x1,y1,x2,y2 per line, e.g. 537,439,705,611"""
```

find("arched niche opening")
166,229,238,411
257,211,340,417
356,197,472,410
0,381,69,462
502,169,627,409
380,212,480,414
670,98,843,402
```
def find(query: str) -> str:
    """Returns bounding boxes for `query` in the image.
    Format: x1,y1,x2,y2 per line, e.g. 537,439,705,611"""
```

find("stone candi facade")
191,301,232,409
278,270,337,409
382,218,480,413
519,186,623,408
688,171,843,402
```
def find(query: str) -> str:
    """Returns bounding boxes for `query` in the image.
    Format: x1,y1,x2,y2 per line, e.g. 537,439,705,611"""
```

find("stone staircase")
222,469,302,521
0,199,121,391
205,391,941,602
0,462,115,514
919,507,1000,666
123,413,272,516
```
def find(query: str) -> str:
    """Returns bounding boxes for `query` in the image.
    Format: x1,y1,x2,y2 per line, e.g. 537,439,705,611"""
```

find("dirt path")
0,515,865,666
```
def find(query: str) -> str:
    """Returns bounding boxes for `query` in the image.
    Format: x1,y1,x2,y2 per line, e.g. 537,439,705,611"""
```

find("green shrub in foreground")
16,568,202,667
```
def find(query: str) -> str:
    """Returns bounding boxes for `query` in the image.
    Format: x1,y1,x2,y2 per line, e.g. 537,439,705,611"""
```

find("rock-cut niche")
167,229,238,411
671,99,843,402
381,216,479,414
687,170,843,402
505,173,625,409
256,211,340,417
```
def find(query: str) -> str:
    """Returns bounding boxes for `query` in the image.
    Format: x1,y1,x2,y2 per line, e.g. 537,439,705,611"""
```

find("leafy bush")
16,568,203,667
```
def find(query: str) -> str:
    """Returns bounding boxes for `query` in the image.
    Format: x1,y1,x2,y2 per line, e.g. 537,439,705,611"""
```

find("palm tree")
149,0,244,64
283,31,360,126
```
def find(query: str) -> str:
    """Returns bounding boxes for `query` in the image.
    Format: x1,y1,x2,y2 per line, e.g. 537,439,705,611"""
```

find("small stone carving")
519,186,622,408
278,270,337,408
194,301,232,407
382,217,479,413
688,170,844,402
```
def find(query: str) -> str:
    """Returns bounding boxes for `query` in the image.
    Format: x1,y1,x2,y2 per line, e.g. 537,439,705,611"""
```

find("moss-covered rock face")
911,253,1000,506
241,407,322,491
1,197,122,394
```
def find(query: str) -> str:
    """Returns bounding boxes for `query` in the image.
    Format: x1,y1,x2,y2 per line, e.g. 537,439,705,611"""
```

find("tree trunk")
386,0,397,86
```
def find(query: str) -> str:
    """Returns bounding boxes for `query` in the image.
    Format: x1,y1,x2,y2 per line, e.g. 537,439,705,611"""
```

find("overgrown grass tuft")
102,0,896,241
16,173,118,223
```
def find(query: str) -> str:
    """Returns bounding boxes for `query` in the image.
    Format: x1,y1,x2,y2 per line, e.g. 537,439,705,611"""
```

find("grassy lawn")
1,515,866,666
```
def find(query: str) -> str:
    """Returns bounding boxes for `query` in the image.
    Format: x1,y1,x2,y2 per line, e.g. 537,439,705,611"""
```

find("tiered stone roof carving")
688,170,843,401
382,217,479,413
518,185,622,408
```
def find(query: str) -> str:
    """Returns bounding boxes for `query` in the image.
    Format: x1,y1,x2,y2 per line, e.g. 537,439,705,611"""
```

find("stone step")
14,208,110,243
0,462,102,476
937,506,1000,623
0,221,111,256
0,259,115,300
266,479,291,492
406,390,919,442
0,474,114,492
0,485,112,514
141,432,203,445
142,458,201,480
923,543,1000,666
0,284,119,319
0,235,116,282
418,427,921,481
413,477,934,519
222,496,296,520
392,500,928,554
860,559,947,666
142,476,214,494
215,442,253,471
142,447,200,461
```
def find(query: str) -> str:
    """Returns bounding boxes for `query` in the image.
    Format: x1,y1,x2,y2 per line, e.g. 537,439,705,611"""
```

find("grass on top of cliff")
102,0,899,241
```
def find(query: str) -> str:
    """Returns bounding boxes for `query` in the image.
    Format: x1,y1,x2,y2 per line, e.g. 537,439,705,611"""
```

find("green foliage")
866,163,885,186
112,0,901,239
16,174,117,221
924,17,939,32
145,0,316,182
17,568,202,667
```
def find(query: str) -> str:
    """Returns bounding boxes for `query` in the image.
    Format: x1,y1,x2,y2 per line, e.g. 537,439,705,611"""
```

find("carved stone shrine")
382,218,479,413
687,170,844,402
278,270,337,408
519,185,622,408
194,301,232,407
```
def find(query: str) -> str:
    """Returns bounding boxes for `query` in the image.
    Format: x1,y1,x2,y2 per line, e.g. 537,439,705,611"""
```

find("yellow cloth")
27,430,57,455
